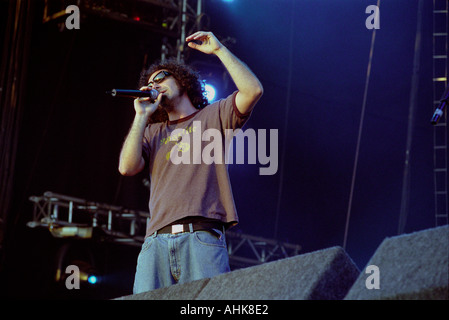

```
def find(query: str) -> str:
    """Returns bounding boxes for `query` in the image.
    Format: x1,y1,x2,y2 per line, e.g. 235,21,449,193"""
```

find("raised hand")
186,31,223,55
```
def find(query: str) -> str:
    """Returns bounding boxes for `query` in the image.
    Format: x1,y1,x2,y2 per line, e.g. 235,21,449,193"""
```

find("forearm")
215,46,263,113
118,114,148,176
215,46,263,96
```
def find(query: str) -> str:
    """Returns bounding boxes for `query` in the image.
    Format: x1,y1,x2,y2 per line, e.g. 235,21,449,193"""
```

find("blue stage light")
204,83,216,102
87,275,98,284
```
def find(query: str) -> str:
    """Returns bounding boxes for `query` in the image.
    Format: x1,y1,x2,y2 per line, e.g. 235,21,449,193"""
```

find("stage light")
55,243,101,290
204,83,216,102
87,275,98,285
49,225,93,238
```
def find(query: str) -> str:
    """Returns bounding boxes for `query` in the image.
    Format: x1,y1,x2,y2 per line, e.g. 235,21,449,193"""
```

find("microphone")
106,89,159,100
431,85,449,125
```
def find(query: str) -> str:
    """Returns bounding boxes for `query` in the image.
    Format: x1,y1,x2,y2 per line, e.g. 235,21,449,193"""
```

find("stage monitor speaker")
116,246,360,300
344,225,449,300
196,246,359,300
115,278,210,300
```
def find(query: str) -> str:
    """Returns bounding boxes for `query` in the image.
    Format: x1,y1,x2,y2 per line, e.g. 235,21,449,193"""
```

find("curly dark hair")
138,58,209,124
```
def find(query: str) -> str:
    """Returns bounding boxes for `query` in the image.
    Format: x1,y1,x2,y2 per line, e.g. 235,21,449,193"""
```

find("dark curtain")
0,0,34,255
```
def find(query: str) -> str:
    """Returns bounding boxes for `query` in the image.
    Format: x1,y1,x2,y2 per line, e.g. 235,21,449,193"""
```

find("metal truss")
225,231,302,269
43,0,205,62
28,191,302,268
28,191,150,243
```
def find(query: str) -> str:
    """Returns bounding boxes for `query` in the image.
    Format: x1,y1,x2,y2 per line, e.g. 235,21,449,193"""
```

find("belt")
157,220,224,238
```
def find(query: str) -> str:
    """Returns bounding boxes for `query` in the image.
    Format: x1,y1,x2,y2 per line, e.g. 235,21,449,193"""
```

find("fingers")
135,92,161,104
186,31,211,41
186,31,223,55
135,97,150,104
187,41,199,50
135,87,151,103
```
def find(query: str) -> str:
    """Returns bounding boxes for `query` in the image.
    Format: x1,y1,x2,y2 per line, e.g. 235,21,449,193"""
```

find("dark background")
0,0,445,299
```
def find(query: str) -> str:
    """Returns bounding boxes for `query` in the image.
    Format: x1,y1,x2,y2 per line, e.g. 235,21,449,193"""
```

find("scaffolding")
28,191,302,269
43,0,205,62
432,0,448,226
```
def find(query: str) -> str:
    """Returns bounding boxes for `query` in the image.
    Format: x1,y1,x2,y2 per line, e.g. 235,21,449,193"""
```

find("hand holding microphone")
106,87,162,117
134,86,162,117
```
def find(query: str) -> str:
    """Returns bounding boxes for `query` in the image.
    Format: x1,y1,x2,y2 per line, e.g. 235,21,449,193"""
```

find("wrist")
213,44,228,58
134,113,150,126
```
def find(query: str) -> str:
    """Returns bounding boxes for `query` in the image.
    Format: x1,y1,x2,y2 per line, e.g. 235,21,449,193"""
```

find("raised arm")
186,31,263,115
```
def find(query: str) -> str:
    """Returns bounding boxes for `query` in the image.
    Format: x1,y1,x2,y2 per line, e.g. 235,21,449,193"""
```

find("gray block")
115,278,210,300
345,225,449,300
196,246,360,300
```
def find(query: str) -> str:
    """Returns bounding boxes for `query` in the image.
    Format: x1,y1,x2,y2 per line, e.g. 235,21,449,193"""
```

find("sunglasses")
148,70,171,87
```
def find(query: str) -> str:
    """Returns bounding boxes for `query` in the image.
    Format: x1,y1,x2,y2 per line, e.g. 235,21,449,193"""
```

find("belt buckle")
171,224,184,234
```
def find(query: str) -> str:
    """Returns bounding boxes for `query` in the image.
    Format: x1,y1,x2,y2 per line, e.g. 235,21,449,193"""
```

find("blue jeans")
133,228,230,294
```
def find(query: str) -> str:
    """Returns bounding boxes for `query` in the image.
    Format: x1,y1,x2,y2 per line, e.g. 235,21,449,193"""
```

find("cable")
273,0,295,239
398,0,424,234
342,0,381,250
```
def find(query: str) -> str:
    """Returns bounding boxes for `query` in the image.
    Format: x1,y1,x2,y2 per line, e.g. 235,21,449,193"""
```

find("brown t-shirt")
142,91,251,237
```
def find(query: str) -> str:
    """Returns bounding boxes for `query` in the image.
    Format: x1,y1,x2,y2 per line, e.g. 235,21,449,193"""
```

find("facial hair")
159,85,184,112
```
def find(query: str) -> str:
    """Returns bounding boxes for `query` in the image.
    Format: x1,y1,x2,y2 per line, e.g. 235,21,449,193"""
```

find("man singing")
118,31,263,293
